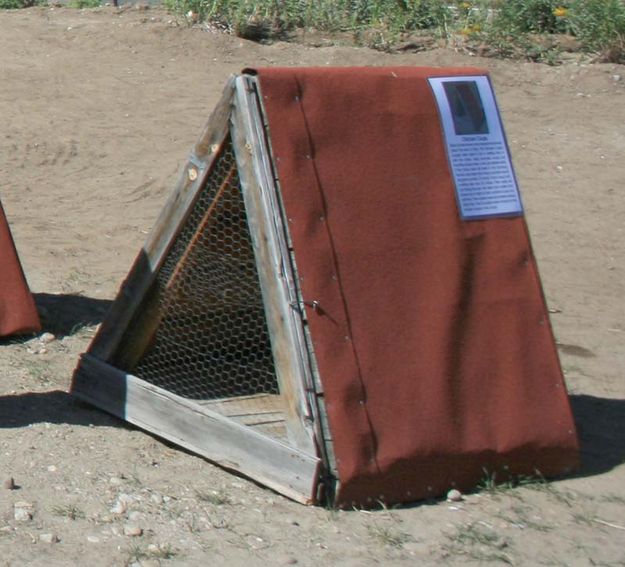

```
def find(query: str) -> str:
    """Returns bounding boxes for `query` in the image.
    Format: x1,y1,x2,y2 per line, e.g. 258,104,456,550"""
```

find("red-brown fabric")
252,67,579,506
0,201,40,337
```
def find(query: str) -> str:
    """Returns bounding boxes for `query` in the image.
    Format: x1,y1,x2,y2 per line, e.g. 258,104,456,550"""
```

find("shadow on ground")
570,394,625,477
0,391,621,477
0,390,123,429
34,292,112,337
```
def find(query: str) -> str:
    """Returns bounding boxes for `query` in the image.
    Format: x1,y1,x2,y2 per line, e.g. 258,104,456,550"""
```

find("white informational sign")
428,76,523,220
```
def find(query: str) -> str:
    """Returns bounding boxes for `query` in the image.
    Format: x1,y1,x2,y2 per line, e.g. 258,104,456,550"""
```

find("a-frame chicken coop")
0,202,40,337
72,67,579,507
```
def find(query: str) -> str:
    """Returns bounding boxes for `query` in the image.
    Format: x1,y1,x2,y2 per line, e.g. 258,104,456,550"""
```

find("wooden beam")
232,76,335,479
112,164,237,371
231,77,320,456
72,353,321,505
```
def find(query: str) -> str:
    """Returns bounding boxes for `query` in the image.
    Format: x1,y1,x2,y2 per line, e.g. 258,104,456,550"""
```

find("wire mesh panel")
114,138,280,426
71,81,323,503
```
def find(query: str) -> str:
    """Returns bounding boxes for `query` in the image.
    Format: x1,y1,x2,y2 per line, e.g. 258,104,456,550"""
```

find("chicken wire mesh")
116,139,279,403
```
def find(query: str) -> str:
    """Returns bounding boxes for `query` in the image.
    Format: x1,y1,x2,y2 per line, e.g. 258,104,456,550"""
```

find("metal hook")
289,300,322,315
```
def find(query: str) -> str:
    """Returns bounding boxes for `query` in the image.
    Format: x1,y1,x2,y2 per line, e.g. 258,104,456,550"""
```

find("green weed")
520,475,577,507
443,521,514,564
126,543,178,565
367,523,412,548
498,504,554,532
154,0,625,63
67,0,101,7
195,489,232,506
568,0,625,61
52,504,85,520
0,0,43,8
26,360,53,385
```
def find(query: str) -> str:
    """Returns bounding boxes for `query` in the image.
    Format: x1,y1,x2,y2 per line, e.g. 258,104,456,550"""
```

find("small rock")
39,332,56,344
14,508,33,522
109,476,123,486
87,535,100,543
39,533,60,544
3,477,16,490
14,502,34,522
124,525,143,537
47,465,57,473
613,74,621,82
150,493,164,505
446,489,464,502
110,500,128,515
27,346,47,355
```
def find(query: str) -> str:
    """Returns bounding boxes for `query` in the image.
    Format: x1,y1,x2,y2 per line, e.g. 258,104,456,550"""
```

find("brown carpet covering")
253,67,579,506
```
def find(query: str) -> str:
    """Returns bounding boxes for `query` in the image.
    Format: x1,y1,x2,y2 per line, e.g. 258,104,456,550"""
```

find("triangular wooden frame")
72,75,333,505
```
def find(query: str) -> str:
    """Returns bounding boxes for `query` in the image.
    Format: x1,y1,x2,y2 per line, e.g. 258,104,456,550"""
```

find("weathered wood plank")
197,393,287,437
88,77,236,363
230,77,317,455
236,76,335,479
197,392,283,415
72,353,320,504
112,164,237,371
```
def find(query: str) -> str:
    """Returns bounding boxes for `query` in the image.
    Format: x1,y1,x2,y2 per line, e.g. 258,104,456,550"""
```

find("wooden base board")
198,394,288,441
72,353,321,504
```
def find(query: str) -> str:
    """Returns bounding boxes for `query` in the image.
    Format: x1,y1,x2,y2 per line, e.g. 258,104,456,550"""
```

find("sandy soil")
0,6,624,566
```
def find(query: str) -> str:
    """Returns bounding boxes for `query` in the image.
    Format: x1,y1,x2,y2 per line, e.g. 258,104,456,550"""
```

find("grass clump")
161,0,625,63
52,504,85,520
0,0,617,63
443,521,514,564
126,543,178,564
367,523,412,548
568,0,625,61
67,0,101,7
494,0,572,34
0,0,43,8
474,0,625,62
164,0,453,44
194,489,232,506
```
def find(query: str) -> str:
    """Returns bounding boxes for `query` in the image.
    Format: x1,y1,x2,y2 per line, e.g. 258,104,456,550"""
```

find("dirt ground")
0,6,624,566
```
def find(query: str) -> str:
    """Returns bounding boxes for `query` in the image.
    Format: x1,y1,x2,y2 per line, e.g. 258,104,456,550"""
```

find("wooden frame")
73,355,320,503
231,75,336,480
71,76,333,505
